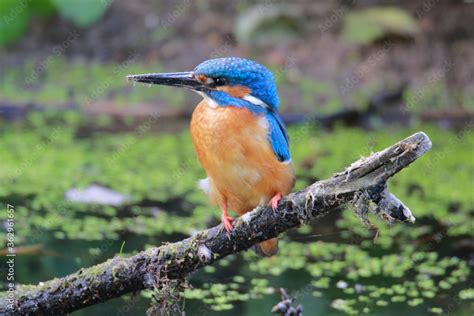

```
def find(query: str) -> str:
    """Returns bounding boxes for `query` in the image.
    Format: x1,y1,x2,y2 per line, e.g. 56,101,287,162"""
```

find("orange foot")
270,193,282,210
220,206,234,232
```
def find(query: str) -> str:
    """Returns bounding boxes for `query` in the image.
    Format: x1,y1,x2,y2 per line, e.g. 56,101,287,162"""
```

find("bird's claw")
221,214,234,232
270,193,282,211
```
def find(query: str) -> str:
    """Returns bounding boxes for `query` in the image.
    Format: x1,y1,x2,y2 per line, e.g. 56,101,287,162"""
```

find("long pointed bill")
126,71,204,90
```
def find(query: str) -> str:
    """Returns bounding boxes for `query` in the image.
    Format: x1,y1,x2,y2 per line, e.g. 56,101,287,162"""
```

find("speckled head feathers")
194,57,279,110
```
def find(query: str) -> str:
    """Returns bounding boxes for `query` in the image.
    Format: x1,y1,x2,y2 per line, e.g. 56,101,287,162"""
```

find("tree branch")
1,132,432,315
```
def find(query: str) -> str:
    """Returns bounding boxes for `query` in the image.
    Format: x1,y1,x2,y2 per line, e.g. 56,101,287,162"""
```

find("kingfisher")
127,57,295,256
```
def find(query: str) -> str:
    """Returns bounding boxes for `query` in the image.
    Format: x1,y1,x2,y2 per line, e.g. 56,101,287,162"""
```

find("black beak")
126,71,204,90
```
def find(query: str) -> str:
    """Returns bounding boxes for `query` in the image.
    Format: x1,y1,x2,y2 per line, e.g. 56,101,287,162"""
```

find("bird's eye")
203,77,227,88
214,77,227,86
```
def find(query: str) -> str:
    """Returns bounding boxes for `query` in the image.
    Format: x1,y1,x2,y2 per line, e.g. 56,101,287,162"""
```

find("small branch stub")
271,288,303,316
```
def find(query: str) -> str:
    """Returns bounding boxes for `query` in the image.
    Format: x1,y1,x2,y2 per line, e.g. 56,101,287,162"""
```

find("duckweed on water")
183,281,256,312
459,289,474,300
0,115,472,314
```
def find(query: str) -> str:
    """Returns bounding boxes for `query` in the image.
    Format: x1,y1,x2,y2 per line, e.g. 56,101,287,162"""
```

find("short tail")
253,238,279,257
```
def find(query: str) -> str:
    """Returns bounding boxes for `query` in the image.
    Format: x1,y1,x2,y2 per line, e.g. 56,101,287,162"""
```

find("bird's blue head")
127,57,280,111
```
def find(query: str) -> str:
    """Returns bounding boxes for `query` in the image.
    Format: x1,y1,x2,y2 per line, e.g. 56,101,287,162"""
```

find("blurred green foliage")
235,4,302,47
51,0,111,27
0,0,111,46
342,7,419,45
0,58,188,108
5,57,468,117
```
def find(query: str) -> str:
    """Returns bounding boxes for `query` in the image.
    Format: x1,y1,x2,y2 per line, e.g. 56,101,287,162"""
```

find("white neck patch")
242,94,270,109
194,91,270,110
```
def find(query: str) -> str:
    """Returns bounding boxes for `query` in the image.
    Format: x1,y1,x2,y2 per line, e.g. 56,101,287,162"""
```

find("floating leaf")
342,7,419,44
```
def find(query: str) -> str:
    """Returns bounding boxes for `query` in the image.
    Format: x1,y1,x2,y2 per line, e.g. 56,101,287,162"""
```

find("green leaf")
342,7,419,45
0,0,32,46
30,0,56,17
234,4,302,47
52,0,111,27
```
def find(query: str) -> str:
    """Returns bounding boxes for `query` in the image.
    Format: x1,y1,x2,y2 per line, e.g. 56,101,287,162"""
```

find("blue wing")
265,111,291,162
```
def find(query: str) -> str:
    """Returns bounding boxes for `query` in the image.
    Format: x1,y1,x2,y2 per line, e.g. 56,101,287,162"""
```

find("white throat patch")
195,91,219,109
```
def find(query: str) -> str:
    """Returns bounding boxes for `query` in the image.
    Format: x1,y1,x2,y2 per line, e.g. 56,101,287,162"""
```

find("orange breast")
190,100,295,214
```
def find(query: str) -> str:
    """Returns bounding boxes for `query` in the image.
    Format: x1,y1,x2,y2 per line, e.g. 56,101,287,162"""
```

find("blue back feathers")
194,57,290,162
